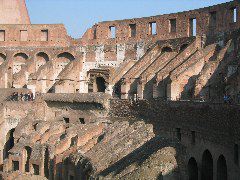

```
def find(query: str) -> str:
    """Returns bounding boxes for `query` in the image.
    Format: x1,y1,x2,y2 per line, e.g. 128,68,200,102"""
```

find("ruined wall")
110,99,240,179
0,0,30,24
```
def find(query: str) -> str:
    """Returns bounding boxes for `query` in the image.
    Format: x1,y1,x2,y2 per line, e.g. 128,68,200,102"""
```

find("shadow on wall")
98,136,186,179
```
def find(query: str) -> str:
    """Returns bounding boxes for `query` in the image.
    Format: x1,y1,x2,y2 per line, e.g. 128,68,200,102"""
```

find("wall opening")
180,44,189,52
13,53,28,74
96,77,106,92
189,18,197,36
170,19,177,33
36,52,49,70
109,26,116,39
12,161,19,171
231,7,237,23
188,157,198,180
20,30,28,41
33,164,40,175
129,24,137,37
93,28,97,39
201,150,213,180
64,117,70,124
234,144,239,166
3,128,15,159
0,30,5,42
176,128,181,141
70,136,78,146
79,118,85,124
149,22,157,35
209,11,217,27
162,46,173,53
44,148,50,178
217,155,227,180
191,131,196,145
25,146,32,172
41,30,48,41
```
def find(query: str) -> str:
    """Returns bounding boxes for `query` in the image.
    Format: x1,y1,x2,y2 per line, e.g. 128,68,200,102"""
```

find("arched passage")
24,146,32,172
162,46,173,53
3,128,15,159
36,52,49,71
217,155,227,180
0,53,6,65
188,157,198,180
56,52,75,73
13,53,28,74
201,150,213,180
96,77,106,92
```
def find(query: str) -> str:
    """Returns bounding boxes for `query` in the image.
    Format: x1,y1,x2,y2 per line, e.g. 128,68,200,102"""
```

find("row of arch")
0,52,75,64
188,150,227,180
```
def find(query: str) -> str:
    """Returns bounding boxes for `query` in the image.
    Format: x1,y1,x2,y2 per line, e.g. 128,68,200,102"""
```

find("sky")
26,0,232,38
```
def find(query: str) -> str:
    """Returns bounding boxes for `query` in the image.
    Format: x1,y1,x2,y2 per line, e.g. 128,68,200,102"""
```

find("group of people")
10,92,34,101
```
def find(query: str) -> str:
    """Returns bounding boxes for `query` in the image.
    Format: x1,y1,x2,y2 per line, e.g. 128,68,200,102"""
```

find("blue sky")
26,0,231,38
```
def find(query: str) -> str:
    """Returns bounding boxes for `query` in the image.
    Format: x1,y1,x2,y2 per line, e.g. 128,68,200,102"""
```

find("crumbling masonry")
0,0,240,179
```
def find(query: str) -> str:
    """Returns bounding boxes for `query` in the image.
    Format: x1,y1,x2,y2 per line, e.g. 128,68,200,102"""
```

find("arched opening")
44,147,50,178
201,150,213,180
188,157,198,180
3,128,15,159
180,44,189,52
36,52,49,71
0,53,6,65
217,155,227,180
25,146,32,172
96,77,106,92
56,52,75,73
13,53,28,74
162,46,173,53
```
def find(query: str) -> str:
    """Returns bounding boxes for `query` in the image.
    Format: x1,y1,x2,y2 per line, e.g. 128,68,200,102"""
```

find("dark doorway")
96,77,106,92
217,155,227,180
64,117,70,124
12,161,19,171
44,148,50,178
79,118,85,124
201,150,213,180
25,146,32,172
188,157,198,180
3,128,15,159
33,164,40,175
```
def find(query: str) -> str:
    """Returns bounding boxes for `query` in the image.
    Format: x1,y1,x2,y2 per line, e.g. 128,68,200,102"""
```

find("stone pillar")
153,81,159,98
167,81,180,101
137,81,145,100
121,79,130,99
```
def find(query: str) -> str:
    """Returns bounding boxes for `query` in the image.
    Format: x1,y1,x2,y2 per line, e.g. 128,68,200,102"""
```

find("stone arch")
35,52,49,71
161,46,173,53
0,53,6,65
13,53,28,74
3,128,15,160
24,146,32,172
217,155,227,180
188,157,198,180
96,77,106,92
180,43,189,52
201,150,213,180
57,52,75,62
55,52,75,73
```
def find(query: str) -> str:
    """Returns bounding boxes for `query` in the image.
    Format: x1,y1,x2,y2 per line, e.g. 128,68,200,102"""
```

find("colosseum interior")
0,0,240,179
